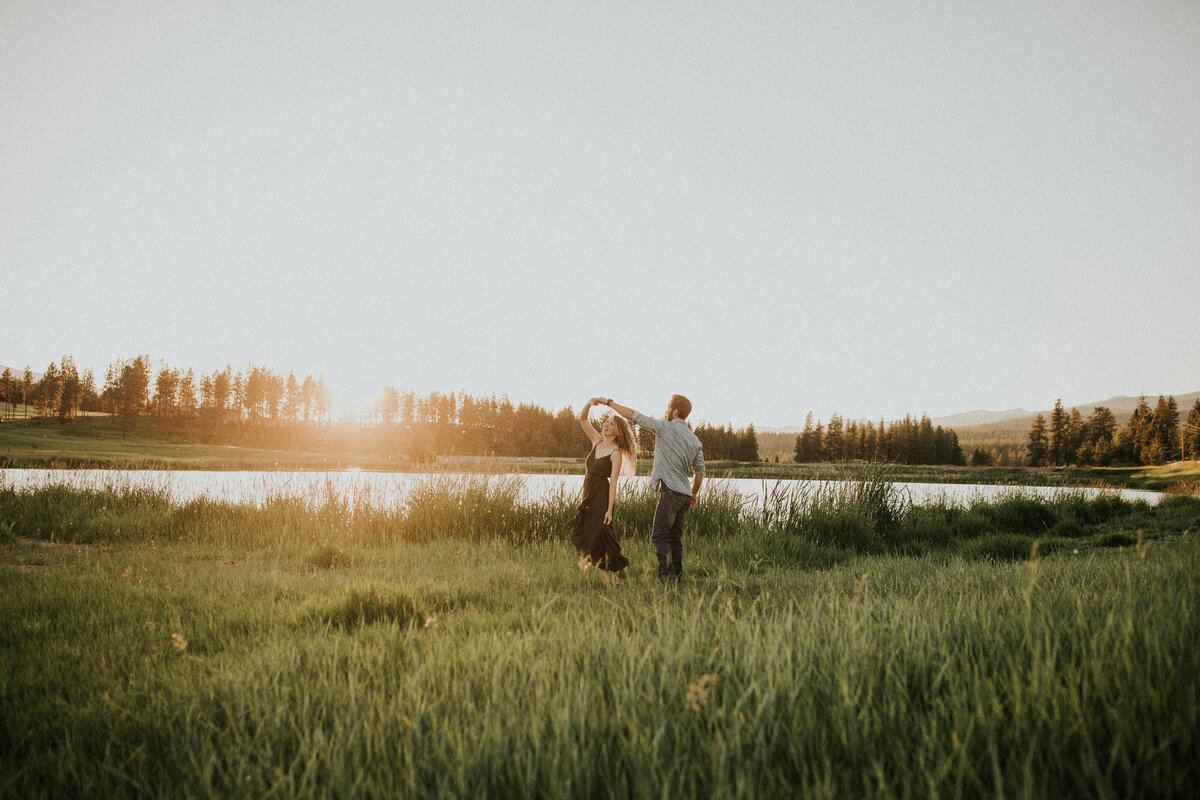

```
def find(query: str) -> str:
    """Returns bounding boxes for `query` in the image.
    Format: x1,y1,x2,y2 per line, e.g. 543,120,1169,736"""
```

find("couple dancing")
567,395,705,585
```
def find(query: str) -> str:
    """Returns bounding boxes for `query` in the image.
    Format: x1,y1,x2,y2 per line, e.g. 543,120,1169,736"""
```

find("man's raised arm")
592,397,664,433
590,395,638,419
601,398,635,420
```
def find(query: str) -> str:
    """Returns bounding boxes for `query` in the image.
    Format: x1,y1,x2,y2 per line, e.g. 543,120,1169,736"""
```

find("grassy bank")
0,417,402,472
1,478,1197,798
703,459,1200,491
5,417,1200,489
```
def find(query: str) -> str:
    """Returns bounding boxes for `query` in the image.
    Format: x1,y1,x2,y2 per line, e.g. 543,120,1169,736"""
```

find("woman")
567,398,637,584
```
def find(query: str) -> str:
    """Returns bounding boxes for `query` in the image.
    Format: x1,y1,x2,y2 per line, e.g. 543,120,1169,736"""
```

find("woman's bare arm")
578,400,601,445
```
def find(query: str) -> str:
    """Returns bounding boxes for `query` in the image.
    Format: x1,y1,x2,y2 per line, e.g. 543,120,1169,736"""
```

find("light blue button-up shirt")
632,411,706,496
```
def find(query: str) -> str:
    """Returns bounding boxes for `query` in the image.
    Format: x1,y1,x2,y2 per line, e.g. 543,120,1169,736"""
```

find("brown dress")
567,446,630,572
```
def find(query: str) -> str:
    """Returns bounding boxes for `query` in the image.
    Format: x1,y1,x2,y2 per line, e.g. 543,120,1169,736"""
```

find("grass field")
0,417,389,472
2,476,1198,798
4,417,1200,490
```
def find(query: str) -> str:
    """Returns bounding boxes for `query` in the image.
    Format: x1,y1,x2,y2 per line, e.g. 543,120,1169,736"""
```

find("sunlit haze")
4,1,1198,427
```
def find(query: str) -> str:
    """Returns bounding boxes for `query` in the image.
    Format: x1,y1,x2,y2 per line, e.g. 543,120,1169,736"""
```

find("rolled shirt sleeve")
692,447,706,476
632,411,665,434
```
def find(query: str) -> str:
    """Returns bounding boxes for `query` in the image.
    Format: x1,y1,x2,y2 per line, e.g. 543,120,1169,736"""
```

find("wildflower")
171,633,188,652
424,615,439,629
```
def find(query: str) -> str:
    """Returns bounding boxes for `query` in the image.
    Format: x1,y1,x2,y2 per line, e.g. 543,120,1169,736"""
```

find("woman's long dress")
567,447,630,572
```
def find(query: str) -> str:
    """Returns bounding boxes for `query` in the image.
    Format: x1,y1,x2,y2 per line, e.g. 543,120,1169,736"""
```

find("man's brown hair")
669,394,692,421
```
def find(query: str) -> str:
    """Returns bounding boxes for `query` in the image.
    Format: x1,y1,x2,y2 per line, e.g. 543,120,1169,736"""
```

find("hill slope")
952,390,1200,453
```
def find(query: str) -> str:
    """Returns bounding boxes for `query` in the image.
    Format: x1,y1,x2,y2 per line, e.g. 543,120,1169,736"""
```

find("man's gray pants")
651,487,691,583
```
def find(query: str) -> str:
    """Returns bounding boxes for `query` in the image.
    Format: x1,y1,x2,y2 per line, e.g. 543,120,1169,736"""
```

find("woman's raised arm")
578,400,601,445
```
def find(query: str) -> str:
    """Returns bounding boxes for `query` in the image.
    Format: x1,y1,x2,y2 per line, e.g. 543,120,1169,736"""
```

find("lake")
0,469,1164,509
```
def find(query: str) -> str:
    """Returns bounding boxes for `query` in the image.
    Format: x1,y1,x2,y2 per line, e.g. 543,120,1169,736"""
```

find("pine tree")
1148,396,1177,465
1048,399,1068,466
232,373,246,420
1086,406,1117,466
401,389,415,425
264,370,284,421
1027,414,1049,467
1184,400,1200,461
283,373,300,421
0,367,13,420
949,429,965,465
153,365,179,417
57,356,81,422
34,362,61,417
80,369,99,413
115,358,150,438
1166,396,1180,459
1128,397,1153,464
916,416,936,465
301,375,317,421
1066,408,1085,465
380,386,400,424
21,367,34,418
824,415,843,461
178,370,197,417
212,368,232,417
741,424,759,461
315,377,332,422
794,412,820,463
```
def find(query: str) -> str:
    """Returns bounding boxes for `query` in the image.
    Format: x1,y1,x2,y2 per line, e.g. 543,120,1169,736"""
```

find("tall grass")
2,470,1198,798
750,464,910,551
2,473,1195,562
1,532,1197,798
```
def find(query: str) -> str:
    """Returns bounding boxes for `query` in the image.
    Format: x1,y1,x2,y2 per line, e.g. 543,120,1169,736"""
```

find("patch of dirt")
16,537,90,550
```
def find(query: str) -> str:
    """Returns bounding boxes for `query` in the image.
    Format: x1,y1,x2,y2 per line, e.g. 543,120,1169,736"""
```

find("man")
592,395,705,584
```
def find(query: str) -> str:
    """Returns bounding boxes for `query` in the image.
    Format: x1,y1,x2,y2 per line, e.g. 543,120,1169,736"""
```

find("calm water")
0,469,1164,509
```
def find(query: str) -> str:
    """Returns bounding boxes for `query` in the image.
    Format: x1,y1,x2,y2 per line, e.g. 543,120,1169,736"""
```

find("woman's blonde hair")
609,413,638,477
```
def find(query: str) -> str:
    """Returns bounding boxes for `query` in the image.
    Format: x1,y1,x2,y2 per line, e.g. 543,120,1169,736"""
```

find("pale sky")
3,1,1198,427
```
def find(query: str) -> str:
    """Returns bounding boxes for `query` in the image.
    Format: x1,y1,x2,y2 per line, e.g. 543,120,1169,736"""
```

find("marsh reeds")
2,471,1195,564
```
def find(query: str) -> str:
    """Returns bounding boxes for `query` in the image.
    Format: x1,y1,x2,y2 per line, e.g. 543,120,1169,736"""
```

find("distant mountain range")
929,408,1031,427
760,391,1200,434
935,391,1200,430
0,364,41,382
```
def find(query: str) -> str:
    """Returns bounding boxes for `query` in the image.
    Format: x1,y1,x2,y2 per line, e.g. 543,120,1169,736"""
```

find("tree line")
1026,396,1200,466
1,358,98,422
12,356,1195,468
793,413,965,465
0,357,335,436
693,423,760,462
2,356,764,461
370,387,762,461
